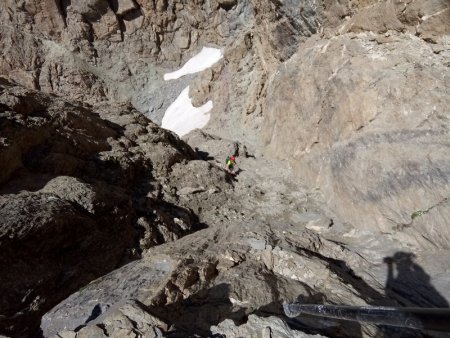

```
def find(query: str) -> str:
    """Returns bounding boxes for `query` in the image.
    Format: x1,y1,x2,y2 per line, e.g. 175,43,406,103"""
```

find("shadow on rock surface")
147,283,247,337
275,251,448,338
256,282,365,338
375,251,449,338
0,83,204,337
194,147,215,161
384,252,449,308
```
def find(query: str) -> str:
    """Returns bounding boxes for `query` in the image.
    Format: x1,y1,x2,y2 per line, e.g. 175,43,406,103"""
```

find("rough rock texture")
211,314,326,338
0,80,233,337
0,0,326,143
263,1,450,250
1,0,450,337
40,132,449,338
0,0,254,119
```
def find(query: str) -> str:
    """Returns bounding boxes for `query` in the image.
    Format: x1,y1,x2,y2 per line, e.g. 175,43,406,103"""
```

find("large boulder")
0,191,133,337
0,80,223,337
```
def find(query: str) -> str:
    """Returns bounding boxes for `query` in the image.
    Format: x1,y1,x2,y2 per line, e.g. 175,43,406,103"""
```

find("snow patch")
164,47,223,81
161,86,212,137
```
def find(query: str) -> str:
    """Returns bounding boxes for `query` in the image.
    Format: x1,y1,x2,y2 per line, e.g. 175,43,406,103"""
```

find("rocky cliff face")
0,79,235,336
0,0,325,141
1,0,449,337
262,0,450,252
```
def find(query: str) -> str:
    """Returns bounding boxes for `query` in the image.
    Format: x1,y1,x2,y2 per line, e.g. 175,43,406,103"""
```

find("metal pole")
283,303,450,332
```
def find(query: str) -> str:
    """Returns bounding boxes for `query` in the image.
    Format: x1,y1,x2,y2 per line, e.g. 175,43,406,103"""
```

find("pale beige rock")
263,33,450,247
123,14,145,35
173,29,191,49
91,7,120,40
69,0,109,18
346,2,405,33
211,314,326,338
1,1,450,338
77,325,108,338
115,0,137,16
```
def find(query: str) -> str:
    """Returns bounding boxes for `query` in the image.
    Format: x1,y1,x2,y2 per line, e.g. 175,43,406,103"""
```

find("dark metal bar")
283,303,450,332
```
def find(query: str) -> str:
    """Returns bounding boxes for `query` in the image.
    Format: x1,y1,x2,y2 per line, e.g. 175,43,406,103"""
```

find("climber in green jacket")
226,155,236,175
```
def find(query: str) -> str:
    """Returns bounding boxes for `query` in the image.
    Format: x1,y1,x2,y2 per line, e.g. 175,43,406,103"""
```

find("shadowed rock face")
0,80,234,337
0,191,133,336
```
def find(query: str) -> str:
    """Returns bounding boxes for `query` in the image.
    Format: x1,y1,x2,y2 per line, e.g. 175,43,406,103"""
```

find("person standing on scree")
226,155,236,175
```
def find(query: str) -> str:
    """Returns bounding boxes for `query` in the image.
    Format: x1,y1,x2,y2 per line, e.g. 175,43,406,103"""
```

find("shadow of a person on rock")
194,147,215,161
384,252,448,308
271,251,449,338
375,251,449,338
255,267,367,338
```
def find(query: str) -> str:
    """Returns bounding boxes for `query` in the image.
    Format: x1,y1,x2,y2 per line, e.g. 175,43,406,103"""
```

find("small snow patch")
161,86,212,137
164,47,223,81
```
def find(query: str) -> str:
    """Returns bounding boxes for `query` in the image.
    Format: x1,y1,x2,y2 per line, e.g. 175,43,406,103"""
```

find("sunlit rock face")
1,0,449,337
263,0,450,249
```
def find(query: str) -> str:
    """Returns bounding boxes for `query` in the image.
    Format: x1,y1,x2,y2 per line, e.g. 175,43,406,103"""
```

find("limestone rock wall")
0,0,254,112
0,0,327,143
263,0,450,248
1,1,450,337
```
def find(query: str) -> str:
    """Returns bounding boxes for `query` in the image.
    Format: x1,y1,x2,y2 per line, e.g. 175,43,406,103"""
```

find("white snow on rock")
161,86,212,137
164,47,223,81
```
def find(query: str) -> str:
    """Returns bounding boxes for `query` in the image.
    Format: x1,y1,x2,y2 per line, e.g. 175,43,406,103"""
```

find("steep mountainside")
263,0,450,249
0,0,449,337
0,78,236,336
